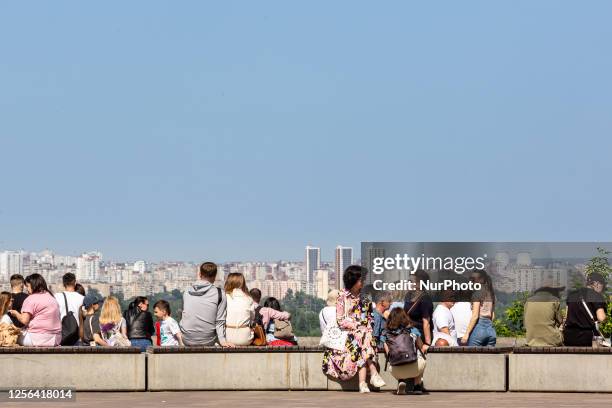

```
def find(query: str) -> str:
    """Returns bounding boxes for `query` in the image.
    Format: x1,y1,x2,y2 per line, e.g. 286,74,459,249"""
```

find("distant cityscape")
0,246,356,301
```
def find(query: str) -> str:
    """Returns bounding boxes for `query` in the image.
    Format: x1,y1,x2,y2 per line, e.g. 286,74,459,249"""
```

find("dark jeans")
130,338,152,352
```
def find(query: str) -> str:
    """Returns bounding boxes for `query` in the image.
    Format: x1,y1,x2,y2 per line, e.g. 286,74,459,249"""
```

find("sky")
1,1,611,262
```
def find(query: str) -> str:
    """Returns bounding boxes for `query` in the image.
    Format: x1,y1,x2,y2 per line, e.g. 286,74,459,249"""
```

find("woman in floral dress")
322,265,386,393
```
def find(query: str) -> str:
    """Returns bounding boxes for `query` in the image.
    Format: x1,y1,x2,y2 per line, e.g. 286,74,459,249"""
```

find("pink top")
21,292,62,335
259,307,290,328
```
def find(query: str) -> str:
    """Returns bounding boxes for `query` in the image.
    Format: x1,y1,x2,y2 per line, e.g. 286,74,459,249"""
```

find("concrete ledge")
147,351,327,390
0,353,146,391
509,353,612,392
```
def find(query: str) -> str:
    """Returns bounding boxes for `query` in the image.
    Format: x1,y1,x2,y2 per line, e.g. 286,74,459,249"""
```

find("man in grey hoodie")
179,262,235,347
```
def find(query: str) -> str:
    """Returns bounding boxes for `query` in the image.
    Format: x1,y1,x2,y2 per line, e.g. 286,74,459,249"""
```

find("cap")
83,294,104,309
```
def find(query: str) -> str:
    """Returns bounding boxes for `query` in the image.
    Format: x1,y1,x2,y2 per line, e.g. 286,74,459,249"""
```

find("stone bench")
0,347,146,391
147,345,510,391
147,346,327,391
509,347,612,392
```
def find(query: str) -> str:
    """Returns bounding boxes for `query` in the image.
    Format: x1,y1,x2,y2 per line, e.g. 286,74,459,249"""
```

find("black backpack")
386,327,418,366
60,293,80,346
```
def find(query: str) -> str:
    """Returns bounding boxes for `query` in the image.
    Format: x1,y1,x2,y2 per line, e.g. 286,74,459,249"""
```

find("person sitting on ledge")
524,279,564,347
123,296,155,352
263,297,296,346
81,294,107,347
224,273,255,346
179,262,234,347
563,272,607,347
322,265,386,393
154,300,184,346
10,274,62,347
432,291,458,347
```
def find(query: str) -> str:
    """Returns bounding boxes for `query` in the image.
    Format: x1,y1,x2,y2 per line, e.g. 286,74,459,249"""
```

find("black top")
565,287,607,331
403,292,434,339
83,314,101,344
10,292,28,328
123,308,154,339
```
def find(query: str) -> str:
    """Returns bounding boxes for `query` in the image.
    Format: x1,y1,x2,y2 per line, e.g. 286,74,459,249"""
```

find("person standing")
123,296,155,351
8,274,28,328
322,265,386,393
563,273,607,347
10,274,62,347
462,270,497,347
403,270,434,346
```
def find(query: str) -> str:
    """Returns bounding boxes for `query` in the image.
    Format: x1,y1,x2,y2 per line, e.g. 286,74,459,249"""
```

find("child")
0,292,13,324
153,300,183,346
99,296,130,347
383,308,429,395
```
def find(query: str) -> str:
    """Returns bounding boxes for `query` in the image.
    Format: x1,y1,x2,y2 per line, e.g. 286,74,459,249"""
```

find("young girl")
0,292,13,324
383,308,429,395
263,297,297,346
99,296,130,347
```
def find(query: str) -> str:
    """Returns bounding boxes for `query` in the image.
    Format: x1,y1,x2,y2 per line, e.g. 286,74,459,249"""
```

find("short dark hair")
343,265,366,290
10,274,25,288
25,273,52,295
62,272,77,288
199,262,218,279
154,299,171,315
249,288,262,303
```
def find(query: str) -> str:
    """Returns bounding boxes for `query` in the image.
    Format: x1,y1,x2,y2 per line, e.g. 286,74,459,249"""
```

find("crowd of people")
0,261,608,395
0,262,296,349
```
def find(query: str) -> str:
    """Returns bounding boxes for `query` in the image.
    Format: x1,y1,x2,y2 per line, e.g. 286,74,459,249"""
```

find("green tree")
493,292,528,337
584,247,612,337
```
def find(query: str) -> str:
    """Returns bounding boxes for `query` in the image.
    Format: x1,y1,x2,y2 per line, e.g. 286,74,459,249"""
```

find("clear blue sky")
1,1,611,262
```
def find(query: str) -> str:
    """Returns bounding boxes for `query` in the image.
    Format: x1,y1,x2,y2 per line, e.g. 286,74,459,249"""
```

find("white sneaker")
397,381,407,395
359,382,371,393
370,373,386,388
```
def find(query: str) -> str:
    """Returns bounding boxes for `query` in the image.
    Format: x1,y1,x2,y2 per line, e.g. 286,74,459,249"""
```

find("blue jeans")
467,318,496,347
130,338,152,352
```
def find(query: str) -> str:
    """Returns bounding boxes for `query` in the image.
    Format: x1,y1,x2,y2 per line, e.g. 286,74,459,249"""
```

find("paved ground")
3,391,612,408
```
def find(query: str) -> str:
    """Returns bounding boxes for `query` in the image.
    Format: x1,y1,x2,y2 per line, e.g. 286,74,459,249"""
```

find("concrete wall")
0,354,146,391
147,352,328,391
509,354,612,392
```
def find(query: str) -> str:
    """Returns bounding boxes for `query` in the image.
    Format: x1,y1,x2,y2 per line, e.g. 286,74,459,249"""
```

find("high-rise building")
0,251,24,282
363,246,385,286
305,246,320,295
315,268,329,300
334,246,353,290
76,252,102,282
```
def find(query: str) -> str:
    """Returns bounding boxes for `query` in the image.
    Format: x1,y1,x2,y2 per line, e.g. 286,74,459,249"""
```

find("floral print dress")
322,290,377,380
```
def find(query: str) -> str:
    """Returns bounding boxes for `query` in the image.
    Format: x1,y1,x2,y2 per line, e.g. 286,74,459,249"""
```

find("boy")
154,300,184,346
9,274,28,328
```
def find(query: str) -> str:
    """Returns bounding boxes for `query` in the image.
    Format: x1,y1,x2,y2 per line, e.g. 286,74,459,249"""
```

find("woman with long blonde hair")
224,273,254,346
99,296,130,346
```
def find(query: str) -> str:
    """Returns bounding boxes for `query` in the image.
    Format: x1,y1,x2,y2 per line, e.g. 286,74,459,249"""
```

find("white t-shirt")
160,317,181,346
319,306,337,334
1,314,12,324
55,291,85,327
450,301,472,339
433,304,457,340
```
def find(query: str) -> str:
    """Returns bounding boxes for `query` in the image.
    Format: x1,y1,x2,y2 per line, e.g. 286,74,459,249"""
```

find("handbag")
273,319,294,340
320,302,349,351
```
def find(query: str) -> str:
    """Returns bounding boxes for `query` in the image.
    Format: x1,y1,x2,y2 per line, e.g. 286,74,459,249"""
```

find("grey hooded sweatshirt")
179,280,227,346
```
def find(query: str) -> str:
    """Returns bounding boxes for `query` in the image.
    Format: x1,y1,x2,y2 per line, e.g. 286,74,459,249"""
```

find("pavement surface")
3,391,612,408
